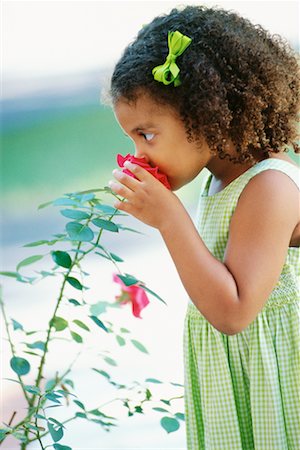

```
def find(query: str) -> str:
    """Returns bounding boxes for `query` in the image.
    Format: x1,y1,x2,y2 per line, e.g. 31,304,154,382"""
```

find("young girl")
108,5,300,449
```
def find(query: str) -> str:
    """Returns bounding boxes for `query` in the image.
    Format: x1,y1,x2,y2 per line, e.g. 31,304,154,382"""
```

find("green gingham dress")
183,159,300,449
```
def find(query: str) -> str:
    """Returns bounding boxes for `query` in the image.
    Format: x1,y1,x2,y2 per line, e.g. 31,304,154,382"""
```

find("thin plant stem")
0,286,31,404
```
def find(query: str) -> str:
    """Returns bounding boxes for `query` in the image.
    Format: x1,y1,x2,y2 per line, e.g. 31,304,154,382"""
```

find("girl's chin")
169,179,185,191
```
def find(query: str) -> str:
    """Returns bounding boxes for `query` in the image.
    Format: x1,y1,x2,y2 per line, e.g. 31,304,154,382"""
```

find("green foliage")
47,418,64,442
65,277,83,290
0,187,184,448
92,218,119,233
10,356,31,376
131,339,149,354
51,251,72,269
89,315,108,333
53,443,73,450
160,417,180,433
16,255,44,272
50,316,68,331
66,222,94,242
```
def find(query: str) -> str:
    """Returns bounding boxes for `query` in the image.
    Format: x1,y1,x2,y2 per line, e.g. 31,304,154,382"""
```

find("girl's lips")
116,153,171,190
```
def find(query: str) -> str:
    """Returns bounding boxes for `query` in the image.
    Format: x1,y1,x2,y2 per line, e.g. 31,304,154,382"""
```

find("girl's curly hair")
110,5,300,163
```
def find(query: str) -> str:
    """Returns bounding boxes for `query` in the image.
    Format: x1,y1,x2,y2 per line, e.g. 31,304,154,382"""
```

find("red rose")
113,273,150,318
117,153,171,190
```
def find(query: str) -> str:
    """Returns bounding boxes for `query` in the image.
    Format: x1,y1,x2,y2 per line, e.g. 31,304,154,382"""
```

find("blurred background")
1,1,299,448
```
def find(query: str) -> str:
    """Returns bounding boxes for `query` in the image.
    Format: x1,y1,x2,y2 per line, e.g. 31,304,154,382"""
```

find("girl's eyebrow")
131,123,156,133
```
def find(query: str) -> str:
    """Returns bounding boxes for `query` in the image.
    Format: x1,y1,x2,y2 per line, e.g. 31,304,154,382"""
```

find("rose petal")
117,153,171,189
113,273,150,318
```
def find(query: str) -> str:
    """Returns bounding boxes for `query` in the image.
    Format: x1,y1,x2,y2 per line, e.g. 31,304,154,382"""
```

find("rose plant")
0,184,184,449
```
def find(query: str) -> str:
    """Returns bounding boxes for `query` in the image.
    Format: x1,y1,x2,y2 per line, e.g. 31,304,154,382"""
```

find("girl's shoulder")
202,157,299,199
244,157,300,190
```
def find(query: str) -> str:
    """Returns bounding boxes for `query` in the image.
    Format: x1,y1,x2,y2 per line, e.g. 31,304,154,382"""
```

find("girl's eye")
142,133,155,142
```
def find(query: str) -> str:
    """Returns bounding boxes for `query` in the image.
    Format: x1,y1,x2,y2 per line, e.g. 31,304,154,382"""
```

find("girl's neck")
206,149,296,196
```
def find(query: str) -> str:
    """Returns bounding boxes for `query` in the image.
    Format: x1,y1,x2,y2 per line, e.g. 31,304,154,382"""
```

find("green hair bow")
152,30,192,87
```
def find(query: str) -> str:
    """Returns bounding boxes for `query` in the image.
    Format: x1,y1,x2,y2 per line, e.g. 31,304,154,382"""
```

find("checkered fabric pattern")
183,159,300,449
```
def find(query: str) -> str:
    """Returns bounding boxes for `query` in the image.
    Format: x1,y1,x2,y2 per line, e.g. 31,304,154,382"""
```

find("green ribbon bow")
152,30,192,87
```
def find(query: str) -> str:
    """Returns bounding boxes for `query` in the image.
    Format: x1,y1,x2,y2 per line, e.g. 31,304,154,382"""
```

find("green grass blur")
2,102,132,210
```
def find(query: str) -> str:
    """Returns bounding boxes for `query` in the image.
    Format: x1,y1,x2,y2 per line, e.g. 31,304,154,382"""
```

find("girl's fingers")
112,169,140,191
123,161,153,183
108,180,133,199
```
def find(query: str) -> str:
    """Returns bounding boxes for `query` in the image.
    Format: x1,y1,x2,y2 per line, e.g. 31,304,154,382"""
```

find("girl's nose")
134,148,150,162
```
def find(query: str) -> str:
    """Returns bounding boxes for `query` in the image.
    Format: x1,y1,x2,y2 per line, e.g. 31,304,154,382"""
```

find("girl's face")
114,93,213,190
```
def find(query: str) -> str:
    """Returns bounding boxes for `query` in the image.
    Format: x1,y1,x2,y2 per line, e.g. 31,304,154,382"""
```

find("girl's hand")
109,161,182,229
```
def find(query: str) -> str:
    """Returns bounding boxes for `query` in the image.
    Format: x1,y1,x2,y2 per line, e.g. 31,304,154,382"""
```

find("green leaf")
75,412,87,419
47,420,64,442
38,270,56,277
103,356,117,367
95,251,110,261
117,224,143,234
66,222,94,242
51,251,72,269
160,416,180,434
170,382,184,387
24,385,41,395
53,197,79,207
53,444,73,450
116,335,126,346
12,319,24,331
0,428,8,440
70,331,83,343
78,193,95,203
142,285,167,305
175,412,185,421
120,327,130,333
60,209,90,220
63,379,74,389
109,252,124,262
89,315,108,332
131,339,149,354
66,277,83,290
94,204,118,215
92,368,111,379
38,200,53,209
88,409,115,419
35,413,47,420
68,298,81,306
50,316,68,331
25,341,46,351
10,356,30,376
45,392,62,404
153,407,169,413
145,378,163,384
24,423,45,432
160,399,171,406
89,301,109,316
16,255,44,272
11,430,27,442
23,240,50,247
73,320,90,331
0,271,20,279
45,379,56,391
73,399,85,410
116,274,139,286
92,218,119,232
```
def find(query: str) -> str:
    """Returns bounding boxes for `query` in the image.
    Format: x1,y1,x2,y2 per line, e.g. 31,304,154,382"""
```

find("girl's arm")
111,164,299,335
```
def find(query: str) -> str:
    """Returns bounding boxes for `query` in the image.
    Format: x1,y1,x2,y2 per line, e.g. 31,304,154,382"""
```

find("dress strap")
240,158,300,191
